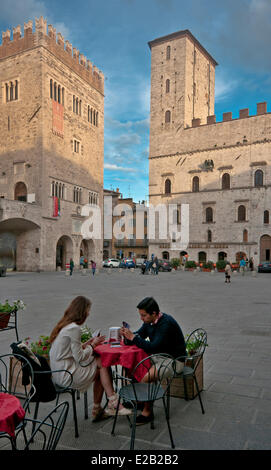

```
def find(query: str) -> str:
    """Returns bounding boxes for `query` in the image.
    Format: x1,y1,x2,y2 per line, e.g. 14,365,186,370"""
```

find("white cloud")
104,163,138,173
215,74,238,102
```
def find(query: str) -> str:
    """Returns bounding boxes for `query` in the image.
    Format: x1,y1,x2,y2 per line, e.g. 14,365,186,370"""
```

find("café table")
95,342,150,382
0,392,25,448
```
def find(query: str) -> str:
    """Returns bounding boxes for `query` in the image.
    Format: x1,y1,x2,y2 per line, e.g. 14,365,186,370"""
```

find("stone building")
0,17,104,271
148,30,271,266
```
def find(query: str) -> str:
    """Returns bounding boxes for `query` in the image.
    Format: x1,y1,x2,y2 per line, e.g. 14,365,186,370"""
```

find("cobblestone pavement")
1,268,271,451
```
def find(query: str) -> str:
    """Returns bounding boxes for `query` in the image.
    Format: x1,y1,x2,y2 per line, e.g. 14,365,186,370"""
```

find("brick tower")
0,17,104,271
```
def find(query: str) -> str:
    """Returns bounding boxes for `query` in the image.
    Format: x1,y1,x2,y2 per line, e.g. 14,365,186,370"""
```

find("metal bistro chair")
17,401,69,450
10,342,81,438
0,353,36,449
111,353,176,450
172,328,208,415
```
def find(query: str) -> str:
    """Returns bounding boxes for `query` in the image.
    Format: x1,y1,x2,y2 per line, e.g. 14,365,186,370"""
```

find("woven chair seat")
119,382,165,403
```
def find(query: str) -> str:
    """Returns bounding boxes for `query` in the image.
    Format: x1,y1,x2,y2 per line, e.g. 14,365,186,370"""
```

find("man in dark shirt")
120,297,186,424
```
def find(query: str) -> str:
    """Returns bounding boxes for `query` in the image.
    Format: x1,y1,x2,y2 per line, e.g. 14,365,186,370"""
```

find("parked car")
258,261,271,273
119,259,136,269
158,259,172,272
135,258,146,267
103,258,120,268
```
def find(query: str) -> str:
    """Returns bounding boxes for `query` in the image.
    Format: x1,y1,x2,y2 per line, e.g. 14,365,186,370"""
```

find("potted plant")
25,325,93,362
202,261,214,272
170,258,181,270
0,299,26,329
216,260,227,272
185,260,197,271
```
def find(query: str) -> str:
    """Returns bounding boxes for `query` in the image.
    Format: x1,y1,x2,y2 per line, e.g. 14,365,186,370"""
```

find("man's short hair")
136,297,160,315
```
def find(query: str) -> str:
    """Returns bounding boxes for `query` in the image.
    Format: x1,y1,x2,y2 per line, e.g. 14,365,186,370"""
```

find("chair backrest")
185,328,207,371
23,401,69,450
0,353,35,409
10,342,57,402
131,353,175,401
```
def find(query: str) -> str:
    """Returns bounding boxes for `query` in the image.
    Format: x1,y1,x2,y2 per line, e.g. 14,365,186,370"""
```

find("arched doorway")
0,232,16,270
56,236,73,269
180,251,187,264
162,251,169,260
260,235,271,262
14,182,27,202
236,252,246,264
218,251,227,261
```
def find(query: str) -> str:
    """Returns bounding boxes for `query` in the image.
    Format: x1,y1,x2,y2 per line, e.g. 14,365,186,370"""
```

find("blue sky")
1,0,271,202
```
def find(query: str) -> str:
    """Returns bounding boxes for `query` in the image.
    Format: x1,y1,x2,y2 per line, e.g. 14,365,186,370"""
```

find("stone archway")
56,235,73,269
260,235,271,262
218,251,227,261
0,218,41,271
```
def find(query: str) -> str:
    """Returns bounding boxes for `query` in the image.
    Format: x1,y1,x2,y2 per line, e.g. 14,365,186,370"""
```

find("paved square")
1,268,271,450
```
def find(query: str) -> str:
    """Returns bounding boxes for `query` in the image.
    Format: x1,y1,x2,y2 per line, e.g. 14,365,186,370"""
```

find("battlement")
190,102,269,128
0,17,104,94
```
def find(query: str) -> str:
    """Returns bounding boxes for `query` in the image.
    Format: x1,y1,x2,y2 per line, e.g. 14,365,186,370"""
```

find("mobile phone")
92,329,101,337
122,321,130,329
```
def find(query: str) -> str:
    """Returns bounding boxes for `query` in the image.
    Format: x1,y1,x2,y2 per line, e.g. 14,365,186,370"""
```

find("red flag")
53,196,58,217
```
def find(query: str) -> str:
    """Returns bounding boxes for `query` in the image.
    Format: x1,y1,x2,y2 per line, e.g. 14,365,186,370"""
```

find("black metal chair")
0,353,36,449
111,353,176,450
173,328,208,414
10,342,81,438
17,401,69,450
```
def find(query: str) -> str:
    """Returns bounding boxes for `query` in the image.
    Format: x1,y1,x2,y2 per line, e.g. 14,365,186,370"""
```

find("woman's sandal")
92,405,111,422
105,393,132,416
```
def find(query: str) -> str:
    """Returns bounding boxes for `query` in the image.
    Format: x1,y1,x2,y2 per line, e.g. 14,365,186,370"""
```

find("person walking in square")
225,262,231,283
90,260,96,276
69,258,74,276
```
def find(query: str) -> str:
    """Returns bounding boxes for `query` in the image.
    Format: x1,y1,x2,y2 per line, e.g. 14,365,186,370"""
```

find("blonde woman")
49,296,130,421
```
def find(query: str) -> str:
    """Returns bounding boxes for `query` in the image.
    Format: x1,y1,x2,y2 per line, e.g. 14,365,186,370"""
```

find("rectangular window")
74,140,80,153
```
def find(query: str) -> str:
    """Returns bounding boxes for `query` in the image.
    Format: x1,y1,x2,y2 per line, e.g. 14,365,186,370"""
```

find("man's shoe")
136,413,154,426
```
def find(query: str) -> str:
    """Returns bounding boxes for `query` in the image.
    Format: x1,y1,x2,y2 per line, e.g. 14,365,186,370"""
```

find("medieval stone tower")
148,30,217,158
148,30,271,266
0,17,104,271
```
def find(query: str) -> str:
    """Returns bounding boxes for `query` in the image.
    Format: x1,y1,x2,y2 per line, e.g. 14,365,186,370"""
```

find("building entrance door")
260,235,271,261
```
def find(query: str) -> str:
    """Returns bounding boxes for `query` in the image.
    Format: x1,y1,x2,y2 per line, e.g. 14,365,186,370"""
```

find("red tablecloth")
0,393,25,437
95,343,150,382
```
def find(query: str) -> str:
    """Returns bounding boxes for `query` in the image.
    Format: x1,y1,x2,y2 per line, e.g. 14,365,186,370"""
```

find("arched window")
264,210,269,224
96,111,98,127
192,176,199,192
243,229,248,242
50,79,53,99
15,80,18,100
58,85,61,104
62,87,65,105
222,173,230,189
166,79,170,93
165,110,171,123
255,169,263,187
238,205,246,221
165,179,171,194
51,181,55,196
14,182,27,202
206,207,213,223
54,82,57,101
166,45,171,60
207,230,212,242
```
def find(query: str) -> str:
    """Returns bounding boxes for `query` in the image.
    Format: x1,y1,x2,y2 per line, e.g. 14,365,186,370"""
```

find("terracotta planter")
202,268,211,272
163,357,203,400
0,311,11,329
218,269,225,272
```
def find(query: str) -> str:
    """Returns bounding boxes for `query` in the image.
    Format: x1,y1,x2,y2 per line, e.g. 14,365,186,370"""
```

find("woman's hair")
136,297,160,315
50,296,91,343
